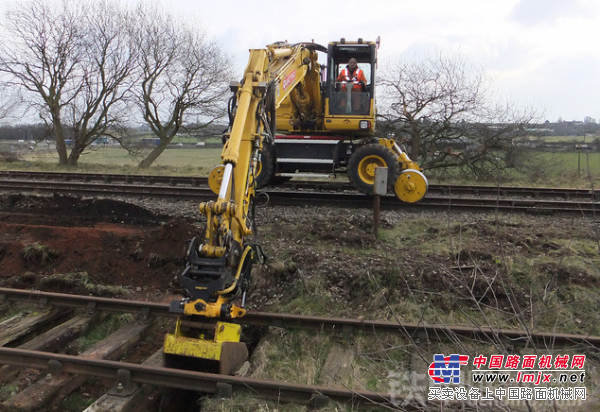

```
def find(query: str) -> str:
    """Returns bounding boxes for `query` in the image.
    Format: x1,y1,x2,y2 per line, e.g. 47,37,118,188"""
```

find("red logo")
282,70,296,90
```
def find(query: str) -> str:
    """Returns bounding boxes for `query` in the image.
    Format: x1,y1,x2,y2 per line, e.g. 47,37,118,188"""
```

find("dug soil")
0,194,197,297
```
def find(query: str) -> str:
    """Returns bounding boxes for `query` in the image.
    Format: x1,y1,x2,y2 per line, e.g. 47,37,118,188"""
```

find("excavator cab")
323,38,377,134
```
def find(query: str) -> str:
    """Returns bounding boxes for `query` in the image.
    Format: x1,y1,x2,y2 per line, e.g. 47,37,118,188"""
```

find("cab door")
323,39,377,135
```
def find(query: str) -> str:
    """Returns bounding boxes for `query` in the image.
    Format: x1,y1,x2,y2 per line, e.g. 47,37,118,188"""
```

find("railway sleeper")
1,320,153,412
311,394,330,409
0,308,72,348
83,349,163,412
0,314,100,385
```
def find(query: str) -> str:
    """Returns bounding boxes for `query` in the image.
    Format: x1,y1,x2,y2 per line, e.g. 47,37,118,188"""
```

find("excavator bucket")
164,320,248,375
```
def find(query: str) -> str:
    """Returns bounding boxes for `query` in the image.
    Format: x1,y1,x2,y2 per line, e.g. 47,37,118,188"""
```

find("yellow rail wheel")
395,169,428,203
208,165,225,195
348,144,399,195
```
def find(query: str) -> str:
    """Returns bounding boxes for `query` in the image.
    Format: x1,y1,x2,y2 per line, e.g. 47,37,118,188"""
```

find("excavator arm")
180,42,323,318
164,42,325,376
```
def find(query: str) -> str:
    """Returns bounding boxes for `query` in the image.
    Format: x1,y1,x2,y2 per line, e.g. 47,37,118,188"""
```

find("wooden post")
374,195,380,236
577,144,581,174
373,167,388,237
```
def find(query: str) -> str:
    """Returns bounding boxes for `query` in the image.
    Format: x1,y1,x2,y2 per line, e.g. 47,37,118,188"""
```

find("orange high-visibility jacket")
336,66,366,90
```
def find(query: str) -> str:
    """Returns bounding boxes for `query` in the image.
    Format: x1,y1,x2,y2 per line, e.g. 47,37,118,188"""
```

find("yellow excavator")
253,38,428,203
163,38,428,388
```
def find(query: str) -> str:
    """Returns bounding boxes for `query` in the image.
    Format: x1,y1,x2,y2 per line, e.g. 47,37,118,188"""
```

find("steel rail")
0,179,214,197
1,170,599,200
1,288,598,348
0,179,599,215
0,347,396,409
0,170,205,187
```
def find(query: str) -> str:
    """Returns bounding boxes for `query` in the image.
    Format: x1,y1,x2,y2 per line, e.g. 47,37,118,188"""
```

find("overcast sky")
2,0,595,123
139,0,598,123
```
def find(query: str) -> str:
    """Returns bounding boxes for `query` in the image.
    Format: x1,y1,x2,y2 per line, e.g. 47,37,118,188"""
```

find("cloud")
116,0,600,120
495,55,600,120
510,0,597,25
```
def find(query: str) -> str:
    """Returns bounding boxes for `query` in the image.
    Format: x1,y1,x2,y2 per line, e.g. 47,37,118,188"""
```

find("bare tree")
64,1,137,164
379,53,537,177
0,85,23,122
133,5,233,169
0,0,137,165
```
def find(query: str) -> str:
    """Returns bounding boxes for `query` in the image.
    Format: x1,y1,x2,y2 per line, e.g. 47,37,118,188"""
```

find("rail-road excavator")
162,38,428,403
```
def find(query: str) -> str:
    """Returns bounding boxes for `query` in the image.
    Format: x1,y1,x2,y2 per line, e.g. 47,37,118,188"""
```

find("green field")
429,150,600,188
529,135,600,143
13,146,224,176
539,151,600,175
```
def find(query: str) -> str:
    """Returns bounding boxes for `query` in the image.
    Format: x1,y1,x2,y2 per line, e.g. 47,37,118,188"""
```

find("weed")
39,272,128,297
56,393,93,412
0,383,18,398
250,329,330,385
21,242,60,265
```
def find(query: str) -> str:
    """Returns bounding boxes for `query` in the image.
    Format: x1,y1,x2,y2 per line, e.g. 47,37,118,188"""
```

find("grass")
536,151,600,177
6,145,224,177
73,313,134,352
530,135,599,143
250,329,331,384
0,306,26,324
56,392,94,412
378,218,465,255
38,272,129,297
0,383,18,398
200,393,343,412
427,148,600,188
21,242,60,264
169,135,222,144
3,141,600,410
258,207,600,338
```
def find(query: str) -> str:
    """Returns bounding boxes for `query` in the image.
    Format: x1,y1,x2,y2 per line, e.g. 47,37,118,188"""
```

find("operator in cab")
336,57,367,111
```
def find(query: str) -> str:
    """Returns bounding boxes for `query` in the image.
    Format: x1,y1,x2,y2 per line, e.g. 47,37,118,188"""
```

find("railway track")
1,172,600,215
0,288,398,411
2,170,599,201
0,287,598,411
0,348,395,410
2,287,598,350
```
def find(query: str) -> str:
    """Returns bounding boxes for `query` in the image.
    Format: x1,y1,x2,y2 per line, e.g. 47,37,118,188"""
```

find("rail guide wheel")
394,169,428,203
208,165,226,195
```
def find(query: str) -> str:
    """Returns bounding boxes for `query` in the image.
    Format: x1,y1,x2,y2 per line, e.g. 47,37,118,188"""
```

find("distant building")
141,138,161,147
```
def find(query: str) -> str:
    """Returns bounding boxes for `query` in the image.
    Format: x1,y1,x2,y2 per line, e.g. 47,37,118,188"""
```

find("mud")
0,194,199,295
